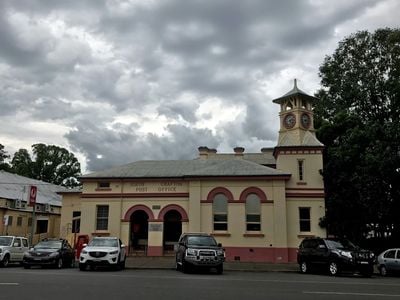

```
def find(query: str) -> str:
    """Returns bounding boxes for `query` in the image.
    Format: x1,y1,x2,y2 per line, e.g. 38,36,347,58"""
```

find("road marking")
0,283,19,286
304,291,400,297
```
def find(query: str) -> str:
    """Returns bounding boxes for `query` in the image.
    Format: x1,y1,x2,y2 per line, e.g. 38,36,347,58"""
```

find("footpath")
126,256,298,272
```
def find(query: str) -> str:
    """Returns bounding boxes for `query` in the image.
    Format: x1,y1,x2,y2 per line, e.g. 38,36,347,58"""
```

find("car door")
394,250,400,272
11,238,23,261
382,250,397,272
314,239,329,266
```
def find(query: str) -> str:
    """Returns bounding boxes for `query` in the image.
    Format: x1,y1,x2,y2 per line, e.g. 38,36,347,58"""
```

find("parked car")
78,236,126,271
22,239,75,269
297,237,375,277
175,233,225,274
0,236,29,267
377,248,400,276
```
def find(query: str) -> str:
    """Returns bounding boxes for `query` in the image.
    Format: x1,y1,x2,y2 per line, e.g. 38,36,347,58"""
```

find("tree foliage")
315,28,400,244
6,143,81,188
0,143,11,172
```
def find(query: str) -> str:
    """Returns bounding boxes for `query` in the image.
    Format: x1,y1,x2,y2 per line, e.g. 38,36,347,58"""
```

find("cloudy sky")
0,0,398,173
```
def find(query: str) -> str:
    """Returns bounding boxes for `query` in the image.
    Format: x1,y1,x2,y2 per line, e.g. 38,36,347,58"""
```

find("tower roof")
272,79,318,104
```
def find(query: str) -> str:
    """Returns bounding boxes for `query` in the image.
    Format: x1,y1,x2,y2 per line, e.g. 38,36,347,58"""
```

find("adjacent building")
0,171,65,244
60,80,326,262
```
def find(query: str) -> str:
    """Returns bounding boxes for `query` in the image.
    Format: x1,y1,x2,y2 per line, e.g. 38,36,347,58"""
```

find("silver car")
377,248,400,276
0,236,29,267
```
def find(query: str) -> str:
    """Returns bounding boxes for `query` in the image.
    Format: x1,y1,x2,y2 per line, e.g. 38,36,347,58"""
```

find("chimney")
233,147,245,158
198,146,209,159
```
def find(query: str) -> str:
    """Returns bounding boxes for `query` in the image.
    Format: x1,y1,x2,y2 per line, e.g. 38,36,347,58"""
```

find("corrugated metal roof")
0,171,66,206
81,158,290,179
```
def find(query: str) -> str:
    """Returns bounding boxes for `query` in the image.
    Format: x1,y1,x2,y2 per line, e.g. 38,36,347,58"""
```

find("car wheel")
328,261,339,276
56,258,63,269
299,261,308,274
182,261,190,274
79,263,87,271
1,254,10,267
380,265,388,277
216,264,223,275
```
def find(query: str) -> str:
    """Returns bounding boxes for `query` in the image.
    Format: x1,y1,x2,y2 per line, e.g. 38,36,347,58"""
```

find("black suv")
297,237,375,276
175,233,225,274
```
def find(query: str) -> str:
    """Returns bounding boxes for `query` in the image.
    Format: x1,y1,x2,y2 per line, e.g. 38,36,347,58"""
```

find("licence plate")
359,261,368,264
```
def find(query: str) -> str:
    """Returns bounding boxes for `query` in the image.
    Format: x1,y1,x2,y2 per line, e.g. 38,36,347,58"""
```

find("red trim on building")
286,193,325,198
157,204,189,222
123,204,155,221
239,187,268,202
147,246,163,256
81,193,189,198
224,247,297,263
206,187,234,202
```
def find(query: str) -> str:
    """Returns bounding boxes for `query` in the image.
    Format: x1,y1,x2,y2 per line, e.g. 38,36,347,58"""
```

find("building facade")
0,171,64,244
60,81,326,262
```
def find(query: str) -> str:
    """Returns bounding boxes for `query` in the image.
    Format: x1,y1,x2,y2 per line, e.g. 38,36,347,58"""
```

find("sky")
0,0,399,173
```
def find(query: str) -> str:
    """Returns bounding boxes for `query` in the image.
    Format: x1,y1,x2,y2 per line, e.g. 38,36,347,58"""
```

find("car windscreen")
88,239,118,247
0,237,12,246
34,241,62,249
325,239,357,250
187,236,217,246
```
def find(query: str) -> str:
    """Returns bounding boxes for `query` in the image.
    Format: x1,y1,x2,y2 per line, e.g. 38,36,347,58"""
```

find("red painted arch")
157,204,189,222
123,204,155,221
239,187,267,202
206,187,234,202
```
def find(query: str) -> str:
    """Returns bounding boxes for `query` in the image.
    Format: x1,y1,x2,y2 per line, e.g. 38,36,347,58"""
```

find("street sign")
29,185,37,206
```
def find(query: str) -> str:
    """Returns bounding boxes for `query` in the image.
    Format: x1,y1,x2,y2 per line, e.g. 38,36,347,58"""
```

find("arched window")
246,194,261,231
213,193,228,231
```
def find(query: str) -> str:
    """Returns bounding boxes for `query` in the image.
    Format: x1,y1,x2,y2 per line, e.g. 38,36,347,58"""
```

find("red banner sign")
29,185,37,206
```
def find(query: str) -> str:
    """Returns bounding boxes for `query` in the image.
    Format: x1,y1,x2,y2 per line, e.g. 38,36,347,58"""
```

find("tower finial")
294,78,297,88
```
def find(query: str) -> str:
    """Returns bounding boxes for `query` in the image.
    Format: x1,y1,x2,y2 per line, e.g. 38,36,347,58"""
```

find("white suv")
0,236,29,267
79,237,126,271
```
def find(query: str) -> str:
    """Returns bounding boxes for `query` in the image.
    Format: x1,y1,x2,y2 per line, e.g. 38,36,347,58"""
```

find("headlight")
109,250,118,255
186,248,197,256
49,252,59,257
216,250,224,256
338,250,352,259
370,253,375,259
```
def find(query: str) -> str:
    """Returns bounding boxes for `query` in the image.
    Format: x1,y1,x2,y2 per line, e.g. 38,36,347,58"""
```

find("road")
1,267,400,300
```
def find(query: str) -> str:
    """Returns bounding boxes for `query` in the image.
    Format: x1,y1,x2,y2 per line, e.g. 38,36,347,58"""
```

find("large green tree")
315,28,400,243
10,143,81,188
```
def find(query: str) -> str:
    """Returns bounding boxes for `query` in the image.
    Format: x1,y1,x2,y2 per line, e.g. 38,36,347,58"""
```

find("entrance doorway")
130,210,149,255
163,210,182,254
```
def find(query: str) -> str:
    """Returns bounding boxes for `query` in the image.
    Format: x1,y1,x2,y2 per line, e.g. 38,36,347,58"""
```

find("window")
298,160,304,181
8,216,13,226
213,194,228,231
246,194,261,231
36,220,48,234
72,211,81,233
96,205,109,230
98,182,110,189
384,250,396,259
299,207,311,232
13,238,21,247
28,217,32,227
22,239,28,247
17,217,23,226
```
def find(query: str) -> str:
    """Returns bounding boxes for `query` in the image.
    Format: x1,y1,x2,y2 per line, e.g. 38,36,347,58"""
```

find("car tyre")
328,261,339,276
79,263,87,271
56,258,63,269
299,261,308,274
182,261,190,274
379,265,387,277
1,254,10,267
216,264,223,275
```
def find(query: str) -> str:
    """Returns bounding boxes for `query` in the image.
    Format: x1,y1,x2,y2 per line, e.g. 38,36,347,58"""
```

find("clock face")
301,113,311,129
283,113,296,129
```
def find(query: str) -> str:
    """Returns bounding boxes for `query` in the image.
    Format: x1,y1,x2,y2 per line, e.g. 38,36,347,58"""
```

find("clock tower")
273,79,324,187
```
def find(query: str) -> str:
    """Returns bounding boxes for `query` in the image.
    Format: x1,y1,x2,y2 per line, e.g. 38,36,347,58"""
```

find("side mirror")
173,244,179,252
121,244,126,248
217,243,222,248
82,243,87,247
179,241,185,246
